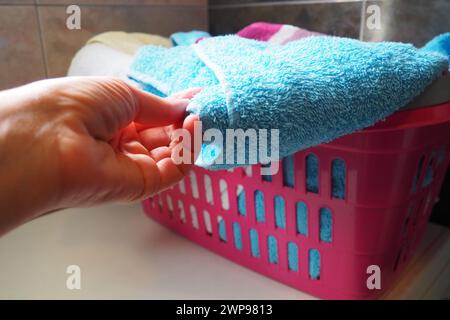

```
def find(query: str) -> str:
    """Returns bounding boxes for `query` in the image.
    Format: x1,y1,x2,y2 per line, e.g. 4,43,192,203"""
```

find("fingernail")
190,87,203,95
172,98,191,110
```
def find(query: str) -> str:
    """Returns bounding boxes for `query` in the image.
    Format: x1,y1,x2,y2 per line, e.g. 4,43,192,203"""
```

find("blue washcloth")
170,30,211,46
129,35,448,169
422,33,450,69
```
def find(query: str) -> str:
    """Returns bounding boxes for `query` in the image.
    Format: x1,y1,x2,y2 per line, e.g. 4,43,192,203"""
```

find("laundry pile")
128,23,449,170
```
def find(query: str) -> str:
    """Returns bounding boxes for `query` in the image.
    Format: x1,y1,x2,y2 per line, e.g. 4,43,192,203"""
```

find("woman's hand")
0,76,199,235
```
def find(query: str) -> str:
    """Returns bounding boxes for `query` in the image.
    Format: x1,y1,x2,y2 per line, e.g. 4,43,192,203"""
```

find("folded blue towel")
170,30,211,46
129,35,448,169
422,33,450,68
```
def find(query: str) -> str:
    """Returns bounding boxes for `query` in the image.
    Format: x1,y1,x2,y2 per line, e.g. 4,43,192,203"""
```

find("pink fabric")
237,22,323,44
236,22,283,42
195,37,209,44
280,28,323,44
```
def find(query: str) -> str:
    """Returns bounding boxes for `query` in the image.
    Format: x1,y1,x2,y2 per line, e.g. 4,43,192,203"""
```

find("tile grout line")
4,2,208,80
359,0,367,41
34,2,49,78
210,0,364,10
0,3,205,8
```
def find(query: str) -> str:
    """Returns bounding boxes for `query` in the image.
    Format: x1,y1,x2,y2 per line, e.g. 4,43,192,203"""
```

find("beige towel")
86,31,171,55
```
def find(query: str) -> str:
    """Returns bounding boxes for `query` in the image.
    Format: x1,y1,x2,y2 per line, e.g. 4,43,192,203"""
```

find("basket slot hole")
331,159,346,199
203,210,212,236
254,190,265,223
274,196,286,229
296,202,308,236
233,222,243,250
157,195,163,213
411,156,425,193
178,200,186,224
166,195,174,218
243,166,253,177
204,174,214,205
306,154,319,193
217,216,227,242
149,197,155,209
267,235,279,264
189,205,199,230
178,179,186,194
237,185,246,216
319,207,332,243
261,162,273,182
282,155,295,188
309,249,321,280
219,179,230,210
189,171,199,199
249,229,260,258
287,242,299,272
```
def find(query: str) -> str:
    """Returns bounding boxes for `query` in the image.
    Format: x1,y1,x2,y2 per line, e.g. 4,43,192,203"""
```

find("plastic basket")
142,99,450,299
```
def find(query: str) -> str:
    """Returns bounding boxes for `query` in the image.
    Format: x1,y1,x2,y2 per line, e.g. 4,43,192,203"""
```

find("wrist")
0,86,61,234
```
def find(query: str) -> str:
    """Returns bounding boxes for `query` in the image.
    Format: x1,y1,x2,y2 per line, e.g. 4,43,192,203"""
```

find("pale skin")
0,76,200,236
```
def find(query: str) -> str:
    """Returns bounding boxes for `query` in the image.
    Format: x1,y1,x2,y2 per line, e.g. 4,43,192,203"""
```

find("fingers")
115,123,159,200
170,87,203,100
42,76,197,141
129,86,191,127
149,146,171,162
116,146,159,201
140,114,199,197
182,114,201,161
118,143,192,200
155,158,191,192
138,126,172,151
115,114,199,200
117,148,191,201
116,86,202,197
152,114,199,192
131,87,203,128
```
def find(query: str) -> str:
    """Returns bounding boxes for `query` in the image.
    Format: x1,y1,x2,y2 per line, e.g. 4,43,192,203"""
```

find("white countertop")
0,203,448,299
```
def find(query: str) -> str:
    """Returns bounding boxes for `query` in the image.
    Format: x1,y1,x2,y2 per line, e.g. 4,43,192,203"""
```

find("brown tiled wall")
361,0,450,46
2,1,450,90
0,0,207,90
209,0,362,38
210,0,450,45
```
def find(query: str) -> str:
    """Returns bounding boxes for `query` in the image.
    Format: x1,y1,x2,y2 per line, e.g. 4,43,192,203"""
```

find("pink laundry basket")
142,83,450,299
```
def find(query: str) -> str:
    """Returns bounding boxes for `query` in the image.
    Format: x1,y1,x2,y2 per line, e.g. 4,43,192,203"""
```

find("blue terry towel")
422,32,450,68
129,35,448,169
170,30,211,46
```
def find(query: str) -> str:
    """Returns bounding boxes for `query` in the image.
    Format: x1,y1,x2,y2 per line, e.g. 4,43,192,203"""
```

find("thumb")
41,76,190,142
